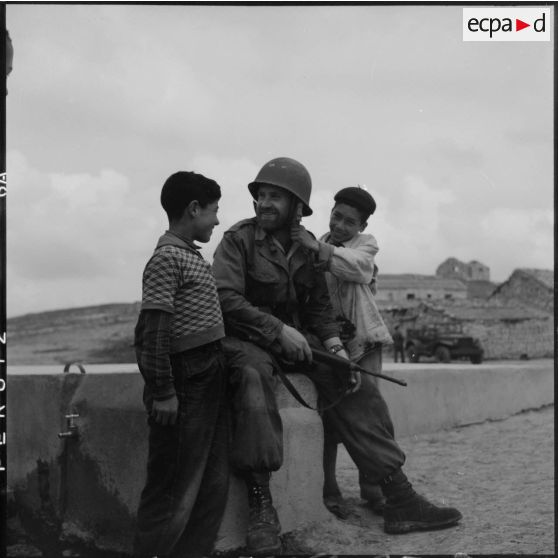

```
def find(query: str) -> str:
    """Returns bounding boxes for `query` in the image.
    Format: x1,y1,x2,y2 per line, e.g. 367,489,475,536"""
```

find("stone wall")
462,318,554,360
492,272,553,313
376,286,467,303
379,303,554,360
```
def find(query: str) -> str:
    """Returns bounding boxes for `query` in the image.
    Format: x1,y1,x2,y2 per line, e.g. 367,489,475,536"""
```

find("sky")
6,4,554,318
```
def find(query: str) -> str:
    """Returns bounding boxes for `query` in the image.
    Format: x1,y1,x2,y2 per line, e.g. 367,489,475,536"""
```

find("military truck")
404,324,484,364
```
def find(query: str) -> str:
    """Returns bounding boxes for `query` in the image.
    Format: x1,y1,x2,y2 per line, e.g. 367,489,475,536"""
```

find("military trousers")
222,335,405,483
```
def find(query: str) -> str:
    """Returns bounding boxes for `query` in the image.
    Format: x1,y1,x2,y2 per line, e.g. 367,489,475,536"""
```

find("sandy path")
287,405,554,555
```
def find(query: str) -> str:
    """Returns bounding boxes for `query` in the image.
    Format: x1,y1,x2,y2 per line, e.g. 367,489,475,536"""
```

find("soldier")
213,157,462,555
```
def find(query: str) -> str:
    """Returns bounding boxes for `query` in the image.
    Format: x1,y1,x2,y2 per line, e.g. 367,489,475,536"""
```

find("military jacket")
212,218,339,348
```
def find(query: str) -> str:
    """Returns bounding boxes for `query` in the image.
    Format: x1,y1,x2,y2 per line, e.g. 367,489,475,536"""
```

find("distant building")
376,274,467,303
490,268,554,313
465,280,497,300
436,257,490,282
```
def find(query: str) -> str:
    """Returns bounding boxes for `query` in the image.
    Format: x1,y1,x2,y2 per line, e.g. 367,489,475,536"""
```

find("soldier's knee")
234,364,274,390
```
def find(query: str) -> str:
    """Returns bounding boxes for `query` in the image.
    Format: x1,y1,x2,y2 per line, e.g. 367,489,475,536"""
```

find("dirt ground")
286,405,554,555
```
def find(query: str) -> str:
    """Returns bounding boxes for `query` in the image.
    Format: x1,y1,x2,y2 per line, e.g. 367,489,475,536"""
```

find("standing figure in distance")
393,325,406,363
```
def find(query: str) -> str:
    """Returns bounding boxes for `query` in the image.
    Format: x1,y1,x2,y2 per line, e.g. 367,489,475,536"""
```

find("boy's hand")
291,224,319,252
279,324,313,363
151,396,178,425
347,369,362,394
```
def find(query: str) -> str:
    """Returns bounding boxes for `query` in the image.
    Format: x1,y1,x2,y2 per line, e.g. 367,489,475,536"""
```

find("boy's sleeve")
136,309,175,401
317,235,379,284
137,249,180,400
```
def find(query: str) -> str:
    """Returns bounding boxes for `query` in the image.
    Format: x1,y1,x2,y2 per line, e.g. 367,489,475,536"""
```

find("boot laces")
248,484,276,525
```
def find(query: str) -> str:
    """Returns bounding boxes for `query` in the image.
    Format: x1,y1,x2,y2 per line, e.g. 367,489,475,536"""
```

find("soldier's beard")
256,210,289,231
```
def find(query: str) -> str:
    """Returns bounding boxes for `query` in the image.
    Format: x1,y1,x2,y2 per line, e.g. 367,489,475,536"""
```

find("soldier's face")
329,203,365,245
255,185,292,231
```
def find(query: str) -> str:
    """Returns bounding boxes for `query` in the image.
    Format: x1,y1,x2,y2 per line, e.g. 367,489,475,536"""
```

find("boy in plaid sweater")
133,171,228,558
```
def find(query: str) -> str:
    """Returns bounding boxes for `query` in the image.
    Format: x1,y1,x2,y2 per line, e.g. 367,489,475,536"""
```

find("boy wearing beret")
292,186,392,516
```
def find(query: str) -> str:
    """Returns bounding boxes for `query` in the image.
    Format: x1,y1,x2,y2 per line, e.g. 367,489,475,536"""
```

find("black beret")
334,186,376,217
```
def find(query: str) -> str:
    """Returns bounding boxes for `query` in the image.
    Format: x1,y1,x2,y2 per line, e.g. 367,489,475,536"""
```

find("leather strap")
271,354,348,413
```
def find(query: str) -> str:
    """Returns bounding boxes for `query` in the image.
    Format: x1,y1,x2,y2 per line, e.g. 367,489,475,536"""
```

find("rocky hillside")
7,303,141,366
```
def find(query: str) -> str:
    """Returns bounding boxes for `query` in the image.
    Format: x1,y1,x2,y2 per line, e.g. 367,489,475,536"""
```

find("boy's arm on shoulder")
136,309,176,402
323,234,379,284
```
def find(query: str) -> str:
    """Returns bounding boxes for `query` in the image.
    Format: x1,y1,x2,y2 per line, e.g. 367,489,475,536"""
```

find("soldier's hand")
151,396,178,426
279,324,313,363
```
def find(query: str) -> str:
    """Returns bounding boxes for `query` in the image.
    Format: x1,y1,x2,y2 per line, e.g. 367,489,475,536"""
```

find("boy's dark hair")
161,171,221,221
334,186,376,223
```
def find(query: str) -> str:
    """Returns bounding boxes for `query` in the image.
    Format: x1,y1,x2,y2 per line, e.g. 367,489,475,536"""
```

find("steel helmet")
248,157,313,216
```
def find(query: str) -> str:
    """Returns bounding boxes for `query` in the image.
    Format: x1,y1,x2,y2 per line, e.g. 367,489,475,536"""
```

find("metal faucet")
58,412,79,439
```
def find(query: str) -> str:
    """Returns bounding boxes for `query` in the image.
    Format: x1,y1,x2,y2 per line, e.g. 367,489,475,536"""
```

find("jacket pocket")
246,268,280,305
294,267,317,304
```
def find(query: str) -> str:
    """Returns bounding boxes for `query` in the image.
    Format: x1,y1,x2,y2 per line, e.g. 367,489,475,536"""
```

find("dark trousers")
222,335,405,483
394,346,405,363
323,348,386,498
133,343,229,558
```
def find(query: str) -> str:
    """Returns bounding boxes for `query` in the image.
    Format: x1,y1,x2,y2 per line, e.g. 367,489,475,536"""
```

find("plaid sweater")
135,231,224,402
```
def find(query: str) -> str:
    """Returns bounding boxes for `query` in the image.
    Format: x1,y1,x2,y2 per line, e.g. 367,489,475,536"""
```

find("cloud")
367,175,457,273
5,150,261,316
6,5,553,314
6,150,158,316
479,208,553,278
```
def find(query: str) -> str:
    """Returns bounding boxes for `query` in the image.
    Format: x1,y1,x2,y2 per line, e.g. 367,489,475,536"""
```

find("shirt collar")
324,232,344,247
156,230,202,252
255,222,300,259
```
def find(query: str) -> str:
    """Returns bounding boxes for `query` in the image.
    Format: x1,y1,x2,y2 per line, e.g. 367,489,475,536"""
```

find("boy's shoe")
383,493,462,534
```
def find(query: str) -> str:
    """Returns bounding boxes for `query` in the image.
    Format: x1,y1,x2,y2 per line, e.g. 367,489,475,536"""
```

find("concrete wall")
7,359,554,554
380,359,553,438
7,366,328,554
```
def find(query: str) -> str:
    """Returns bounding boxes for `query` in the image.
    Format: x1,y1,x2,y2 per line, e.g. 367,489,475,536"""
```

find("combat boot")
244,472,282,555
380,469,462,534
